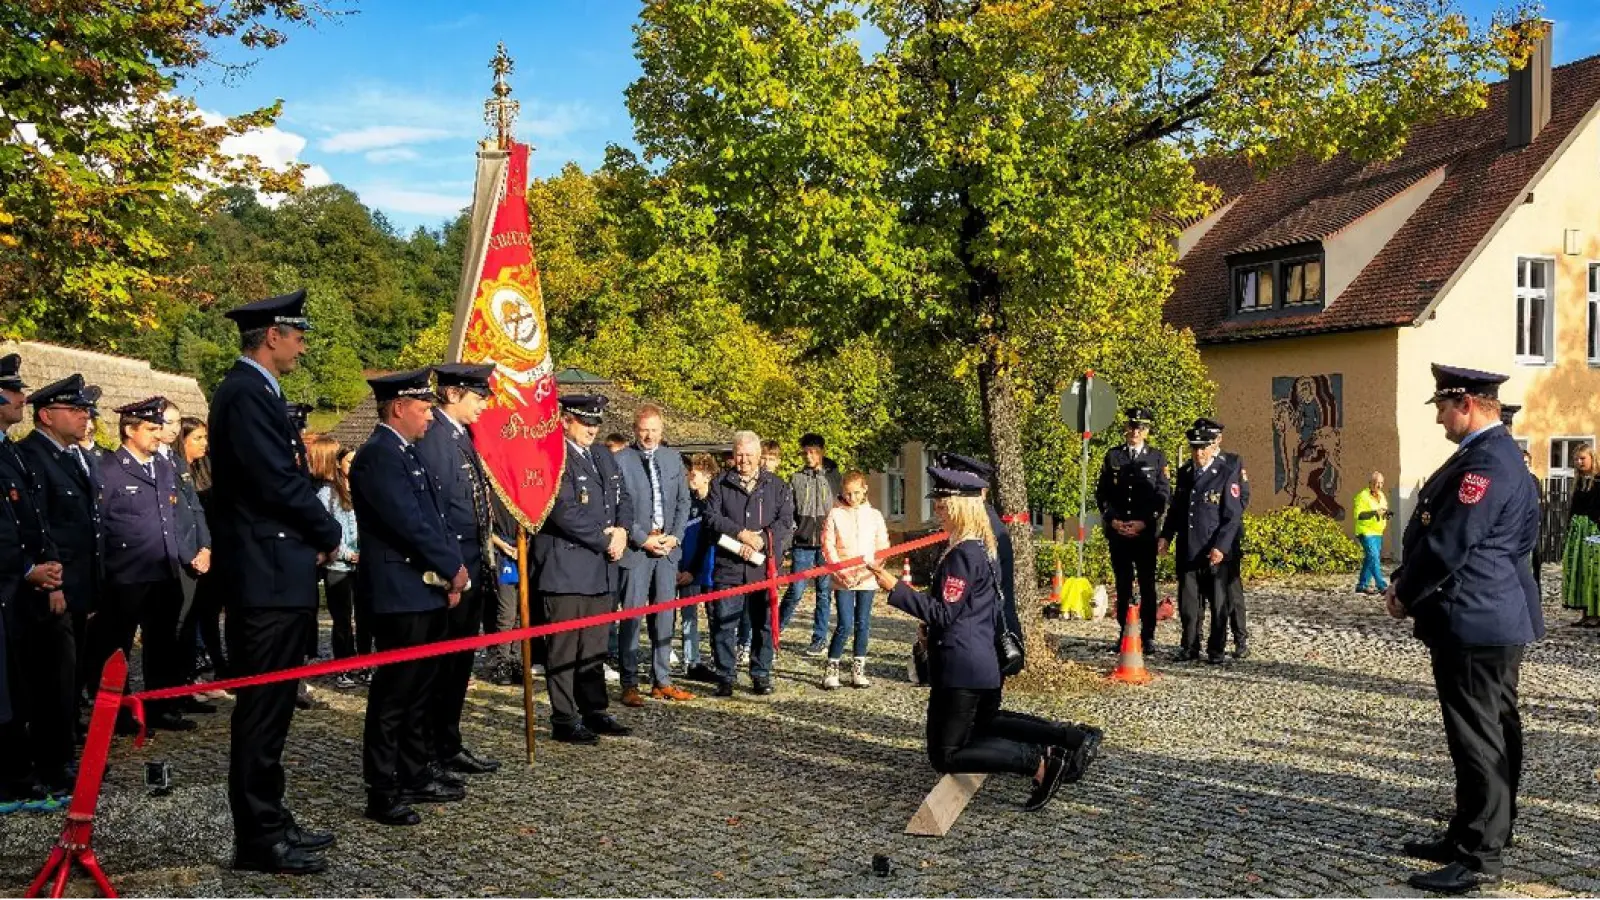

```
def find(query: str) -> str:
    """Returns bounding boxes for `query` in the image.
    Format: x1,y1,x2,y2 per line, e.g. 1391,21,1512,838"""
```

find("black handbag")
989,556,1026,676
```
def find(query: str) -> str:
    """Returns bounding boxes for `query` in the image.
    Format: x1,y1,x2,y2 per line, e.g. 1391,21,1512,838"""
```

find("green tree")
624,0,1531,615
0,0,343,341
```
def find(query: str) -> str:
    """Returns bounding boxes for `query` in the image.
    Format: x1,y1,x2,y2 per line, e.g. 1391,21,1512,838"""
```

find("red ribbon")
1000,513,1031,526
120,530,950,745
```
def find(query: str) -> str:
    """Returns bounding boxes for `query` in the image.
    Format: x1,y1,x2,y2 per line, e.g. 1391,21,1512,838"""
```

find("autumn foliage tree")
624,0,1532,617
0,0,342,341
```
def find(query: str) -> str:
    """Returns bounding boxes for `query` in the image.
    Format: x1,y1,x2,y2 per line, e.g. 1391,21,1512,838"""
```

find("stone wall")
0,341,208,440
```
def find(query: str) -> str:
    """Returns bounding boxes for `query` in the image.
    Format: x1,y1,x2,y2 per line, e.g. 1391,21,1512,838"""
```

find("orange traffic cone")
1050,559,1063,610
1107,603,1155,685
901,557,913,587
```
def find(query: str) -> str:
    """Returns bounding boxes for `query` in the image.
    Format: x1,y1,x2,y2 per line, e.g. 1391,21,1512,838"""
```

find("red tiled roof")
1166,54,1600,344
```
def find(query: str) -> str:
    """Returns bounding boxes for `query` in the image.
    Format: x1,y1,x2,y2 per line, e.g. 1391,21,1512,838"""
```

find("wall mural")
1271,373,1346,520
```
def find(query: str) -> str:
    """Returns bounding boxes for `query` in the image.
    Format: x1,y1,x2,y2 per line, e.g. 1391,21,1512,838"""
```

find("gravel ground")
2,570,1598,897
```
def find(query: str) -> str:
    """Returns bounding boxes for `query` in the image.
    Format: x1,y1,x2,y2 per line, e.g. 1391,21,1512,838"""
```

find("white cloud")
355,184,471,218
321,125,453,153
365,147,420,164
202,109,330,205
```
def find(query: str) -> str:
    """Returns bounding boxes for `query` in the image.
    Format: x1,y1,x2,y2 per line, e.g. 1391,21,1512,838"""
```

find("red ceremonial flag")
448,141,564,531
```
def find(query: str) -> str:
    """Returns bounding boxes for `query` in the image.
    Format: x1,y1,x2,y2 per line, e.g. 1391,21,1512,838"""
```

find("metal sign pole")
1077,371,1092,577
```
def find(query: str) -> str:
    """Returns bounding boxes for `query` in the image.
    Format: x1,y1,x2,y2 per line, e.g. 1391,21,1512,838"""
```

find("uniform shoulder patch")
1459,473,1490,505
1230,483,1240,498
941,575,967,603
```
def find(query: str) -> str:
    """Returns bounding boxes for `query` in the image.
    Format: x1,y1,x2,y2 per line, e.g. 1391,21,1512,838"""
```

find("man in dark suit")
1095,409,1172,652
414,362,500,776
1200,417,1252,658
352,369,469,827
92,397,194,733
17,374,101,793
208,289,343,875
1391,365,1543,894
0,355,65,801
533,394,634,744
613,404,694,705
702,431,795,697
1158,422,1244,664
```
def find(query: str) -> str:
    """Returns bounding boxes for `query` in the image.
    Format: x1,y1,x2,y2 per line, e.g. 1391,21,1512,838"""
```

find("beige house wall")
1396,111,1600,513
1198,331,1402,547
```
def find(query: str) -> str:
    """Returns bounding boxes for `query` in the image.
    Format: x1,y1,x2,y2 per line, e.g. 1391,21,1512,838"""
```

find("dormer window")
1229,246,1326,316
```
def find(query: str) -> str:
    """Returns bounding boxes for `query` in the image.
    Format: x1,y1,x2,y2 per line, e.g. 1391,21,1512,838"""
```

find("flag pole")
516,526,536,765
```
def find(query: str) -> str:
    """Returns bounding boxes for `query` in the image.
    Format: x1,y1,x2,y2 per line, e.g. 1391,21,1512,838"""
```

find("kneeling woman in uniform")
864,467,1100,811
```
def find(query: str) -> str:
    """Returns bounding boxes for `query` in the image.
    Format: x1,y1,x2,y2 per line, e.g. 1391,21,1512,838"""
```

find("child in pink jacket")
820,472,891,688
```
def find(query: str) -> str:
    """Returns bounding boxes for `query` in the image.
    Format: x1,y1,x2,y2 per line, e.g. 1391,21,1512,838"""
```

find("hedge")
1034,506,1362,587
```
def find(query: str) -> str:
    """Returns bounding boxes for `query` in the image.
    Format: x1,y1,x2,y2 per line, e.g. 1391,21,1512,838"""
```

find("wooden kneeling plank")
905,773,987,837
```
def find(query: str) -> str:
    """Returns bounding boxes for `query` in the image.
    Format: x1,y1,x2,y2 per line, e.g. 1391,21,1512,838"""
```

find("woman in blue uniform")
864,467,1099,811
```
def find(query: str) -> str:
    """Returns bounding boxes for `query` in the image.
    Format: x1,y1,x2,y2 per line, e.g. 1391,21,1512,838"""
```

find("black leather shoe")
686,662,720,683
552,723,600,745
1206,654,1228,665
1062,729,1102,783
1023,747,1069,812
232,840,327,875
1403,835,1457,865
487,662,523,686
1232,646,1251,660
364,796,421,827
714,680,735,697
181,697,218,715
114,712,141,736
398,779,466,805
284,824,334,852
424,761,466,789
752,677,776,696
441,748,500,775
1407,862,1499,894
150,711,198,731
36,766,76,795
584,714,632,737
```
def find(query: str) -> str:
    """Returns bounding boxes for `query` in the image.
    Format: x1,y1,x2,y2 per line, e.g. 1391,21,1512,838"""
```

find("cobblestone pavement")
3,573,1600,897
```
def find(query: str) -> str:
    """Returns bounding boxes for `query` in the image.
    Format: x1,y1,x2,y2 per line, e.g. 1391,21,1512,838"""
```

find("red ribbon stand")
26,532,949,894
25,650,127,898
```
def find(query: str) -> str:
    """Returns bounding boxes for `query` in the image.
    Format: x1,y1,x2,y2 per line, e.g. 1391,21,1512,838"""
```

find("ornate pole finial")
484,41,521,149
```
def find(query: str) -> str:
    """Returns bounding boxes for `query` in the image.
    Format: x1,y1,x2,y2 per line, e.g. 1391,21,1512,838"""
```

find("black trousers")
1430,643,1523,875
1225,554,1248,648
323,569,370,659
182,573,227,678
1108,530,1159,644
543,592,610,727
14,603,76,778
227,607,314,851
429,579,486,760
1176,563,1229,657
925,687,1082,776
364,610,444,795
90,579,187,716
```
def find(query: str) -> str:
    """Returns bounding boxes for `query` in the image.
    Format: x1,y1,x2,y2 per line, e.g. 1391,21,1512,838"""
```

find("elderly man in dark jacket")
702,430,795,697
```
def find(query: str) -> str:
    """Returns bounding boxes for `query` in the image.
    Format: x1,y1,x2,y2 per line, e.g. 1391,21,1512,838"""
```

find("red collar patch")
1459,473,1490,505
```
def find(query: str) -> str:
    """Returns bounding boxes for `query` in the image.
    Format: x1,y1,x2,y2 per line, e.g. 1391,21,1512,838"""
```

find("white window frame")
919,447,935,523
885,451,906,521
1515,256,1556,366
1588,262,1600,365
1548,436,1593,489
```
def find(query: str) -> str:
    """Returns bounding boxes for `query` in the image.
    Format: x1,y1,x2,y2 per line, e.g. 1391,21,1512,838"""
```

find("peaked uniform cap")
559,394,608,425
934,451,995,480
368,368,438,404
114,396,167,424
0,353,27,392
436,362,495,396
1427,363,1508,404
1124,406,1155,426
926,467,987,498
225,288,313,333
28,374,92,408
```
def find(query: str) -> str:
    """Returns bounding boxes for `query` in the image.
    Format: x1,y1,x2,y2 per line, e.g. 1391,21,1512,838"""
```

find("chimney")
1507,20,1553,150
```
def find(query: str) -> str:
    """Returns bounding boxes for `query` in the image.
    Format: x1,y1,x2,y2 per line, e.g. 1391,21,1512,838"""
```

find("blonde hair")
939,495,997,559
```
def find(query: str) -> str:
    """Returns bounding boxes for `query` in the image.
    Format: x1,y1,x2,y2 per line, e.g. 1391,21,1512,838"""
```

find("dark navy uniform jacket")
352,425,462,616
99,448,183,585
986,503,1019,633
532,441,632,596
1395,425,1543,648
702,468,795,588
889,540,1002,690
0,437,57,611
1221,451,1250,554
1096,444,1172,530
414,408,491,576
1160,455,1244,569
164,449,210,568
18,430,102,614
207,360,342,610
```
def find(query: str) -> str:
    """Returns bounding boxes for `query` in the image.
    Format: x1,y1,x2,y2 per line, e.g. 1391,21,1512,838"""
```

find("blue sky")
185,0,1600,233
